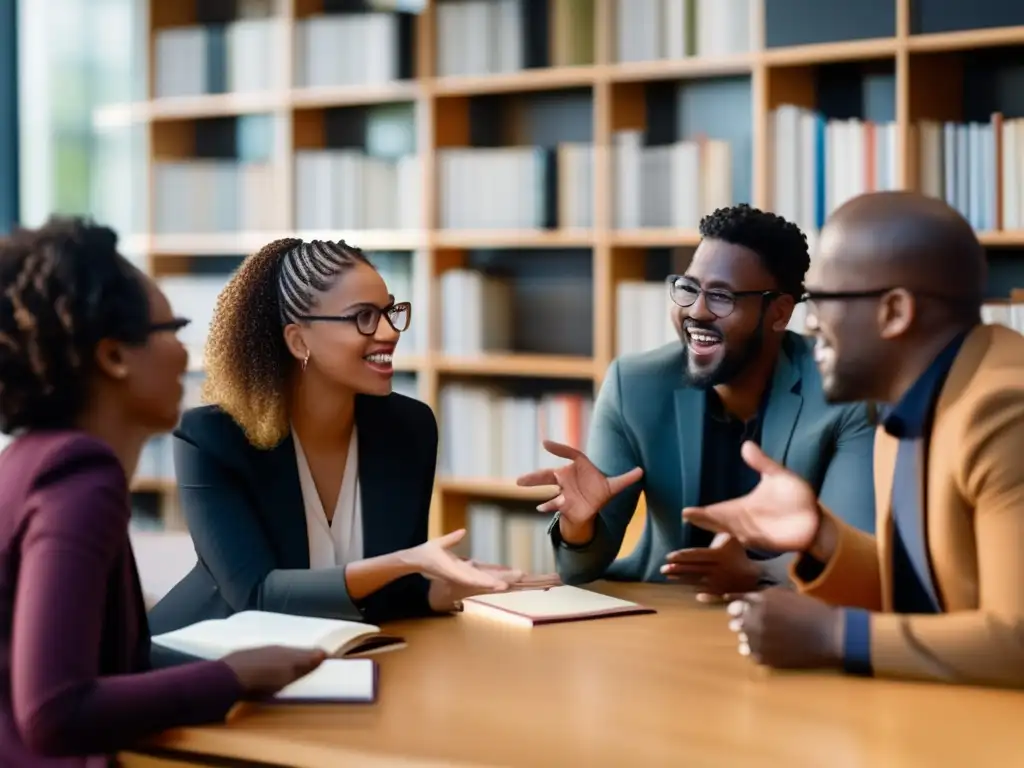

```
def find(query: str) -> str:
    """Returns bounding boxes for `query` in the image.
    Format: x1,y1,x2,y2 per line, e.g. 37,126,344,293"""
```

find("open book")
151,611,405,660
269,659,378,704
461,585,655,627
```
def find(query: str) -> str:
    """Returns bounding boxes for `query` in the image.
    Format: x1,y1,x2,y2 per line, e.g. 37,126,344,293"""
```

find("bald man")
682,191,1024,688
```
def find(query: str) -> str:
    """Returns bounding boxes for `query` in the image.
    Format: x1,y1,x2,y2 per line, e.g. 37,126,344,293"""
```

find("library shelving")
107,0,1024,566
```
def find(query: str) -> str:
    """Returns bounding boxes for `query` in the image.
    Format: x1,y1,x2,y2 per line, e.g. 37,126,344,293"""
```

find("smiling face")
805,224,896,404
671,238,789,388
283,261,407,396
96,272,191,433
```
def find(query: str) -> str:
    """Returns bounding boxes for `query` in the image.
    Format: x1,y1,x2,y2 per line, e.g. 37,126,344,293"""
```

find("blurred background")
4,0,1024,606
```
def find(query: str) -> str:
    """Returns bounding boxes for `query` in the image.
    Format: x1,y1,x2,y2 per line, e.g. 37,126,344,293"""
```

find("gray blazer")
551,333,877,585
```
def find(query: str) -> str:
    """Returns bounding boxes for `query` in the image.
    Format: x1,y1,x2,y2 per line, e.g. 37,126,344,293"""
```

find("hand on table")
223,646,327,698
725,587,843,669
682,441,822,553
428,561,562,612
402,529,512,592
660,533,762,596
516,440,643,526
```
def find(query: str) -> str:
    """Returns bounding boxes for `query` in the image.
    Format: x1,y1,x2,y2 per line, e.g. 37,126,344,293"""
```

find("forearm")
18,661,242,757
551,514,619,585
344,552,418,601
789,508,883,610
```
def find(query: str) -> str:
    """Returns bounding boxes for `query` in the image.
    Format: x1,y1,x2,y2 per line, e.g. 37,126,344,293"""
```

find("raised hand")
515,440,643,527
222,646,327,698
682,441,821,553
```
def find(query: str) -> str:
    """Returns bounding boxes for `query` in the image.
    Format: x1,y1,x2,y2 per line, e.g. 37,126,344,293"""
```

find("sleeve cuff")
547,513,595,551
842,608,873,676
793,553,826,583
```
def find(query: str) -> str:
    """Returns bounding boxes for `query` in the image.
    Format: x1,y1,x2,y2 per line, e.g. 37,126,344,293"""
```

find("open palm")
682,441,820,553
515,440,643,526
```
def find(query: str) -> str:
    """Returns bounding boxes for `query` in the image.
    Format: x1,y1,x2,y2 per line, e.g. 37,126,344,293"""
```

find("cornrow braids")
202,238,373,449
698,204,811,297
0,217,150,433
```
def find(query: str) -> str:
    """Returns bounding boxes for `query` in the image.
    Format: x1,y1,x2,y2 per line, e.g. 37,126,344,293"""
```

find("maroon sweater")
0,431,242,766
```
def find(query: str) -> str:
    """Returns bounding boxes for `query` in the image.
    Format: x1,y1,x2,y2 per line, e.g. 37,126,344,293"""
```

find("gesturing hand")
404,529,512,592
515,440,643,526
682,441,821,553
660,533,761,595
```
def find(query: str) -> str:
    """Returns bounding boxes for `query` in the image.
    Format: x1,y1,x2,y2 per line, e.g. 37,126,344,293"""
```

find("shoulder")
357,392,437,436
175,404,255,454
14,431,125,489
0,431,127,528
608,343,685,391
954,327,1024,429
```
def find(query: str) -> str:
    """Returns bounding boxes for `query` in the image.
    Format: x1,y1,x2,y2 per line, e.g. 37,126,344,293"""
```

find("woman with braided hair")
0,218,329,767
149,238,539,635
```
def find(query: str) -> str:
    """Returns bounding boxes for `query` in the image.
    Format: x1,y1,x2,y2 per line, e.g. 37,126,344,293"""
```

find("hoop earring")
302,349,310,371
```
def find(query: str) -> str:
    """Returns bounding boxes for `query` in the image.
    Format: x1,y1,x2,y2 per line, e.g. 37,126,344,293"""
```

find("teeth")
688,331,720,344
365,353,393,364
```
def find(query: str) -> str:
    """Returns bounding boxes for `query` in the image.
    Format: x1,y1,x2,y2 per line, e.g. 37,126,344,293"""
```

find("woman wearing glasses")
149,239,524,635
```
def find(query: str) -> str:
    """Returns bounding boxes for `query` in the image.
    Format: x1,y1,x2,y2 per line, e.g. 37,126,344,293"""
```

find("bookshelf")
108,0,1024,568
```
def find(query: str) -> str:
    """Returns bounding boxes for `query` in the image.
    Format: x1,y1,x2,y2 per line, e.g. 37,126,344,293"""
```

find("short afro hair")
202,238,373,449
0,216,150,433
698,204,810,297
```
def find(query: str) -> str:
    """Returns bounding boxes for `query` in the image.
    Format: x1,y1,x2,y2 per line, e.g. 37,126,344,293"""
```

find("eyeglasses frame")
295,301,412,336
666,274,786,319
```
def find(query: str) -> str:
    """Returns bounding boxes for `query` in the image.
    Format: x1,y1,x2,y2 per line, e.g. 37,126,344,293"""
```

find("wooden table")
123,583,1024,767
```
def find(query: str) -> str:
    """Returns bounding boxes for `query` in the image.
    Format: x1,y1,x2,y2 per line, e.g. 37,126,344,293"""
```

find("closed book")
268,659,378,705
460,585,655,627
152,611,405,660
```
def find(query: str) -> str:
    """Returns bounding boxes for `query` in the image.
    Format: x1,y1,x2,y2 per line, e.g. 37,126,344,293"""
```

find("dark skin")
519,239,796,596
682,191,986,671
80,271,326,695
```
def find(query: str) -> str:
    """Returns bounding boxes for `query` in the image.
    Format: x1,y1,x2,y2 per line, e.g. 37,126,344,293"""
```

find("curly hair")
202,238,373,449
0,217,150,433
698,204,810,297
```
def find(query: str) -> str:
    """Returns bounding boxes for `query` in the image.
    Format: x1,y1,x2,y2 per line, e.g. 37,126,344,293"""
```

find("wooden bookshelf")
116,0,1024,557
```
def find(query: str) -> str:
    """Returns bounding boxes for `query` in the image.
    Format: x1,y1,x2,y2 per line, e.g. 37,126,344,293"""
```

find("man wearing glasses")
682,192,1024,687
518,204,876,596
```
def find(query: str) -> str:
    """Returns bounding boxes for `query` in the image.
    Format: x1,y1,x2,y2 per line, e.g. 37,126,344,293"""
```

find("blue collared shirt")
842,331,967,676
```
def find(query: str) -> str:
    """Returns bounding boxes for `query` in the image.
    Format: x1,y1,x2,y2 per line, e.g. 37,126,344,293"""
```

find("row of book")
295,151,421,231
614,131,732,229
439,385,593,480
770,105,899,240
153,13,409,96
616,0,752,62
918,115,1024,233
464,503,557,574
438,145,593,230
154,162,283,235
435,0,593,76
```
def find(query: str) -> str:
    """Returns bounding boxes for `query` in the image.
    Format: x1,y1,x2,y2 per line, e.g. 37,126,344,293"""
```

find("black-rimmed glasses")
297,301,411,336
667,275,782,319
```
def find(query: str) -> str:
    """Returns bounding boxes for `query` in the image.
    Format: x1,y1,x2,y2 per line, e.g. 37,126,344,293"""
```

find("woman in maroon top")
0,218,326,766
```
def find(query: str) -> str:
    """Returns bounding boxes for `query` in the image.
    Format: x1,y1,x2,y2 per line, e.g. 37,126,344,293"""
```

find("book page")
465,586,641,618
152,611,379,659
272,659,376,703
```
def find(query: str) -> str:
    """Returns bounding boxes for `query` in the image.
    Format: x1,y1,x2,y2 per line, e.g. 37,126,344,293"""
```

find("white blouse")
293,427,364,570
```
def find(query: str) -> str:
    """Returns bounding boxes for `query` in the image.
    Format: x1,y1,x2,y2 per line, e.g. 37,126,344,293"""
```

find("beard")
682,322,766,389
